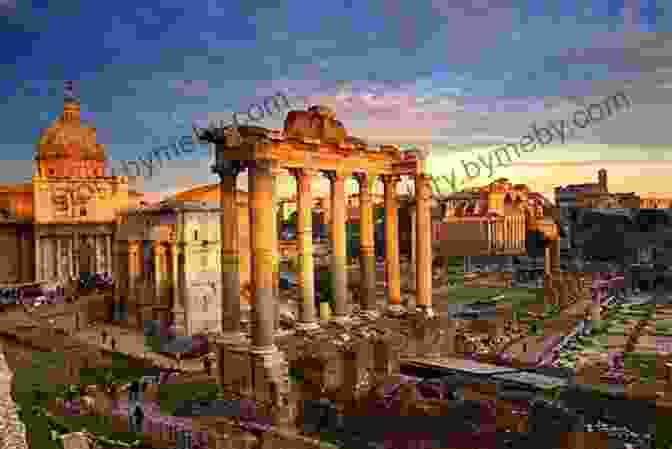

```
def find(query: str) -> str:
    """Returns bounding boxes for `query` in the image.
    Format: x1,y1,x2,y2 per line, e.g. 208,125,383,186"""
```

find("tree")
287,211,298,227
374,207,385,224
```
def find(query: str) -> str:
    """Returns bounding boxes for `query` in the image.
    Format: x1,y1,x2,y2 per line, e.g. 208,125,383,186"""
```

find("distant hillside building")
555,168,672,263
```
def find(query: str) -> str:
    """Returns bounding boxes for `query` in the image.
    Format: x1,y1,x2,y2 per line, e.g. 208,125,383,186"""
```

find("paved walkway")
71,323,208,373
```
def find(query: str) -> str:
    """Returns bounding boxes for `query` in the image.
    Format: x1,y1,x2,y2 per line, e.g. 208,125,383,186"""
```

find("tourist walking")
110,337,117,351
177,429,193,449
203,357,212,376
130,404,144,433
101,329,108,345
129,380,140,403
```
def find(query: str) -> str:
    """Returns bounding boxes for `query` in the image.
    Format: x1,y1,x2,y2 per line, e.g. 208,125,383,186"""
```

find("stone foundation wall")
0,345,28,449
463,271,513,288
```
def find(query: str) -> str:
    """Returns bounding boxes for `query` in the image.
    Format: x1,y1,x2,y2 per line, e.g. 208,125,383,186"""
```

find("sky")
0,0,670,202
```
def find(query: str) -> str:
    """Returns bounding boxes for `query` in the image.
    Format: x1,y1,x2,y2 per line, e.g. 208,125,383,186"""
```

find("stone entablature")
214,124,418,177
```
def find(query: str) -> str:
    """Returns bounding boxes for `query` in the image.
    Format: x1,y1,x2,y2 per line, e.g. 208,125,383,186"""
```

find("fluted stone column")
356,172,378,317
544,246,552,276
270,165,284,333
105,234,112,274
415,174,434,317
128,241,141,303
408,202,417,300
383,174,403,316
327,169,349,323
550,239,561,273
95,236,101,274
169,242,185,332
68,238,74,279
153,241,163,305
291,168,319,330
19,231,31,282
34,237,41,282
213,160,245,342
249,160,279,351
56,238,62,281
73,233,80,276
125,240,138,327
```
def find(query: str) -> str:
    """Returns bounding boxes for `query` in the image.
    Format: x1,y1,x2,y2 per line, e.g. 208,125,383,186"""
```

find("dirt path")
500,298,595,366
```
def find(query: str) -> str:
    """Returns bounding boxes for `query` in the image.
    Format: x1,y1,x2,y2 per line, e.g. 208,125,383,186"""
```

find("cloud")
169,79,210,98
0,0,16,16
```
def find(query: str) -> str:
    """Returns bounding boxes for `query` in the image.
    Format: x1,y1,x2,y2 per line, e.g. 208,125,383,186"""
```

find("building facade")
115,192,252,336
0,91,136,285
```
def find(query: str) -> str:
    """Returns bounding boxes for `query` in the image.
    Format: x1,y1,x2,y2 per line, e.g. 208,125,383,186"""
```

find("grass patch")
623,352,658,382
444,286,506,304
12,350,145,448
158,381,224,415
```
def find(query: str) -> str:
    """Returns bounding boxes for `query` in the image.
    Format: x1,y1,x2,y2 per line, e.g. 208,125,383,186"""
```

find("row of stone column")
34,234,113,282
126,240,178,302
214,159,434,351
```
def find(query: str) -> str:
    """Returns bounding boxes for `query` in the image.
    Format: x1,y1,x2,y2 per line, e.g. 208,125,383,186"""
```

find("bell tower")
598,168,608,192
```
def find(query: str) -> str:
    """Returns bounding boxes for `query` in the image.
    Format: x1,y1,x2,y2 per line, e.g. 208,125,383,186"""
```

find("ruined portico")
198,106,436,407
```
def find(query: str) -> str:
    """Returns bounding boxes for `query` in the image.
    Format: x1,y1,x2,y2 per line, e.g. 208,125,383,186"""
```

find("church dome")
36,97,107,162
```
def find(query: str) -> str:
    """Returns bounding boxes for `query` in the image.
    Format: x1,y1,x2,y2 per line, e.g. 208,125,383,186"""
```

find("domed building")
0,87,140,284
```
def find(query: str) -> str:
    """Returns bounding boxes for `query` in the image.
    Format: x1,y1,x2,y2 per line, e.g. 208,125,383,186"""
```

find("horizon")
0,1,667,202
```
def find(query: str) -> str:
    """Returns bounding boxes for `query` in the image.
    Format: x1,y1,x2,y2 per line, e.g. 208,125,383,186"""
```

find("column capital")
152,241,167,254
212,160,244,179
324,168,349,183
381,174,402,186
415,172,434,183
250,159,280,173
270,165,286,178
354,172,376,193
289,167,319,180
352,171,367,184
415,174,433,201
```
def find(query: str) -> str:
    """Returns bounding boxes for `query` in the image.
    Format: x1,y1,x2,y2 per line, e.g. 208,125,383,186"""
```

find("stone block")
337,341,374,402
373,338,400,377
250,349,289,406
61,432,95,449
219,346,253,396
284,106,347,145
